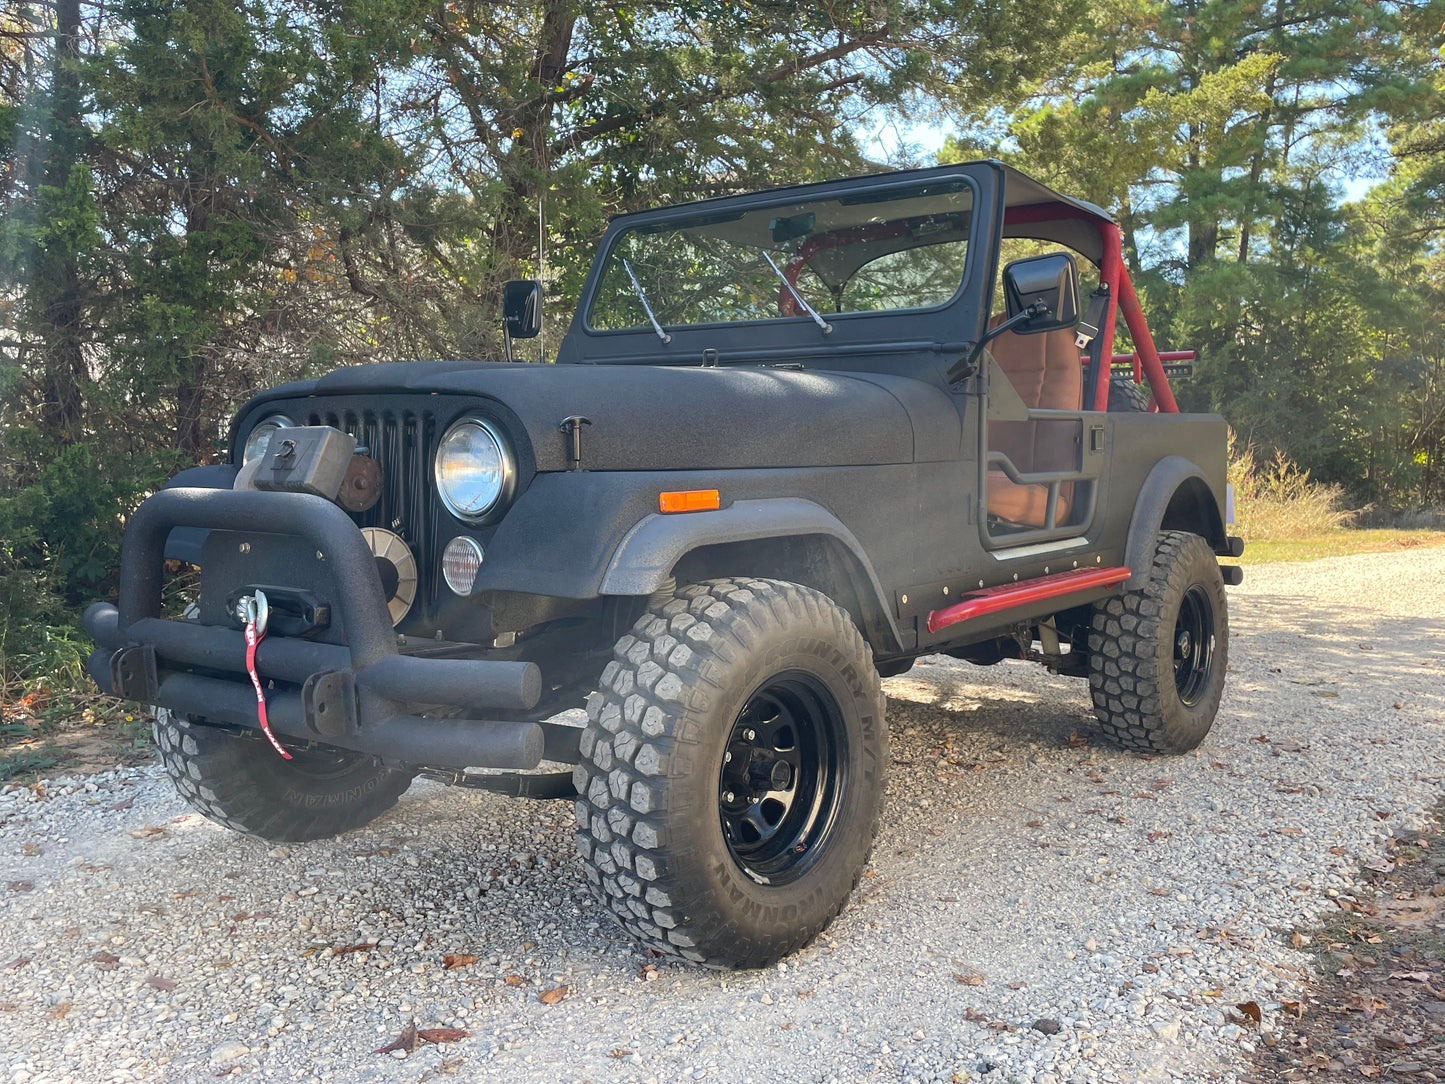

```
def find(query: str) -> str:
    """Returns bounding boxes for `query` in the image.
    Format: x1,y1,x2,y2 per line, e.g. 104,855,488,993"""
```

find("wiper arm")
622,259,670,345
761,252,832,335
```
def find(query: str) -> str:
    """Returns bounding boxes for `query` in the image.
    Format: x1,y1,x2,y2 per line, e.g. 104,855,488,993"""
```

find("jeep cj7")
86,161,1243,969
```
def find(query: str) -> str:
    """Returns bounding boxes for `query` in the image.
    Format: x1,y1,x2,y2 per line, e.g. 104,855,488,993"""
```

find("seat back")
986,318,1084,525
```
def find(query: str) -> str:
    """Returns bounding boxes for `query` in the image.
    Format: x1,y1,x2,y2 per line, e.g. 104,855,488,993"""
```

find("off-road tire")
1088,531,1228,754
573,578,887,969
1108,373,1152,412
153,709,415,842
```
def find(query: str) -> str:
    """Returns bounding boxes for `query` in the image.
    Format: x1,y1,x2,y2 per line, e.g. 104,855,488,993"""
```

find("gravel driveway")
3,547,1443,1084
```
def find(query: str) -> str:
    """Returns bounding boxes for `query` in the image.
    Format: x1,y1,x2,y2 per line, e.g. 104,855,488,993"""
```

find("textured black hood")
236,361,960,471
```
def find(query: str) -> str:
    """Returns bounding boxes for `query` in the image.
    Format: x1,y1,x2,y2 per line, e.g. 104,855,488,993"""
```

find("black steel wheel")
573,578,887,969
1172,584,1216,707
718,674,844,885
1088,531,1229,754
153,709,415,841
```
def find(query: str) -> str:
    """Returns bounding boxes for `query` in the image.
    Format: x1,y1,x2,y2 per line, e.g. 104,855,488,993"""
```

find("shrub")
1227,432,1353,540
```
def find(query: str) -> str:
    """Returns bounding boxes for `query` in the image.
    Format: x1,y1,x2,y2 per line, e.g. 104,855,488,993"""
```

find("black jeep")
85,160,1241,969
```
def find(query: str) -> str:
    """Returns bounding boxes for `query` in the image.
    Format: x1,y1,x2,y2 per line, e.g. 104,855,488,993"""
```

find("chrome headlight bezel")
241,413,295,465
433,416,515,523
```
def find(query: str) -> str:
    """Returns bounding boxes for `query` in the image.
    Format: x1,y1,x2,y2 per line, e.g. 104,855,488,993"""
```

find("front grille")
308,406,439,618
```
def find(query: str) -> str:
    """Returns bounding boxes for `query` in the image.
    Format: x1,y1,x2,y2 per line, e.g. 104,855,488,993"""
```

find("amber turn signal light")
658,489,720,514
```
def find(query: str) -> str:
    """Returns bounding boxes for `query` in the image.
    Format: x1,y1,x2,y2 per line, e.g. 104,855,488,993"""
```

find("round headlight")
242,414,294,464
434,417,512,521
441,536,485,596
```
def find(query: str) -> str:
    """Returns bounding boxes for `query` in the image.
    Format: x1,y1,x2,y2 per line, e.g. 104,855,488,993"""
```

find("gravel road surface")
3,547,1443,1084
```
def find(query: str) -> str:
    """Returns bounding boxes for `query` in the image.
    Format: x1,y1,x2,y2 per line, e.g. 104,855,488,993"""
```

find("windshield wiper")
761,252,832,335
622,259,670,345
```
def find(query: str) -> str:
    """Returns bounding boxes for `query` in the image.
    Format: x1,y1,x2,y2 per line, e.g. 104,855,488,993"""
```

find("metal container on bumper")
84,487,549,770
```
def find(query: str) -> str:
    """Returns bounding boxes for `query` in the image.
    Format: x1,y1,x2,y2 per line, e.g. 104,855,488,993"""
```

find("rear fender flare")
1123,456,1226,591
599,497,904,651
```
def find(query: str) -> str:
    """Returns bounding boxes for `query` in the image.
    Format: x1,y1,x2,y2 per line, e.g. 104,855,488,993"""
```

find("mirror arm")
946,301,1051,384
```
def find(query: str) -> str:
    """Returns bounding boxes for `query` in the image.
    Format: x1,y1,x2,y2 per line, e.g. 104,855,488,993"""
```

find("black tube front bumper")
85,488,548,769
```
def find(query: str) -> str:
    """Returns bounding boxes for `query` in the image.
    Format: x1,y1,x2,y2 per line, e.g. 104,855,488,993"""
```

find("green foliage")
944,0,1445,509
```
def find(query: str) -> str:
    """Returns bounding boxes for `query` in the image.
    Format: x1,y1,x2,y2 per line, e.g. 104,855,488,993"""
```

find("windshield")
587,177,975,334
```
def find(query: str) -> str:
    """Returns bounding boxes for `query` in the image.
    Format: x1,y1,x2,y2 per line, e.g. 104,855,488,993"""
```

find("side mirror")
502,279,542,339
1002,252,1080,333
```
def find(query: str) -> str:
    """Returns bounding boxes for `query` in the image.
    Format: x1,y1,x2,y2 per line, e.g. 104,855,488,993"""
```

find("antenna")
538,189,545,363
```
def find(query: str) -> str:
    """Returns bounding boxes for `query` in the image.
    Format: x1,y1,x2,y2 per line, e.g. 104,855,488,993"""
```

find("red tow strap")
243,599,292,760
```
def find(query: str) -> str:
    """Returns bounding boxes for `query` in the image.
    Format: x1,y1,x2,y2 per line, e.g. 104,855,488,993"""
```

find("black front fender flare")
599,497,903,646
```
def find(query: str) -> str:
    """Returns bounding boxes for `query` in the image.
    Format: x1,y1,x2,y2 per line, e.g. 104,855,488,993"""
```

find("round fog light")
442,536,484,596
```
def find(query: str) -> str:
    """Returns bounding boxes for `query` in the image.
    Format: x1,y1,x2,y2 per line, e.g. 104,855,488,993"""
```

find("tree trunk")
36,0,88,443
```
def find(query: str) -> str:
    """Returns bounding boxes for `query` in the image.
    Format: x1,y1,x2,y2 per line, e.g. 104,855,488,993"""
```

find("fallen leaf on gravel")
1363,856,1395,873
375,1023,420,1055
1235,1000,1262,1024
1376,1033,1422,1049
1389,971,1434,982
146,976,176,991
130,826,167,838
20,843,40,856
1146,831,1172,843
2,957,29,970
1311,690,1338,698
608,1049,633,1059
1149,888,1172,896
1166,945,1193,957
538,985,568,1004
503,975,527,987
7,880,33,892
92,951,119,971
1329,847,1347,856
1276,827,1302,836
953,970,986,986
42,1002,71,1019
1281,1000,1302,1018
1024,819,1043,828
442,954,477,970
171,890,196,899
329,942,376,956
417,1028,468,1044
109,797,134,811
1064,731,1088,748
796,987,815,998
1291,932,1309,948
1008,981,1026,990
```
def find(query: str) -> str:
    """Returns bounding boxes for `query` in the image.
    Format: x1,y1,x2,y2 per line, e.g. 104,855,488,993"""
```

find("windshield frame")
578,171,983,341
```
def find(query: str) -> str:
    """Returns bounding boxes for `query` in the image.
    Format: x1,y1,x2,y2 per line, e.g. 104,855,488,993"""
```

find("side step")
926,566,1131,635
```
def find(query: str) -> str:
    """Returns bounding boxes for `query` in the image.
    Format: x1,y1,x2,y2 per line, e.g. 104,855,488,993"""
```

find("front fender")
599,497,882,596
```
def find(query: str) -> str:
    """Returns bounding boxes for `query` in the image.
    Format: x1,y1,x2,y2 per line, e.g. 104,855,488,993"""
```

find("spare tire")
1108,374,1152,412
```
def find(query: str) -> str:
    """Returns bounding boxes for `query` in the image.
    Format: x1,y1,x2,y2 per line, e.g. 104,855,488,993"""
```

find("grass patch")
1240,529,1445,565
0,747,60,783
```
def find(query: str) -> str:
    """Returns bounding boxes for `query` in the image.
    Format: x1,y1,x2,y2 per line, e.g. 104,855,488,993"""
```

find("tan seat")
985,316,1084,527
